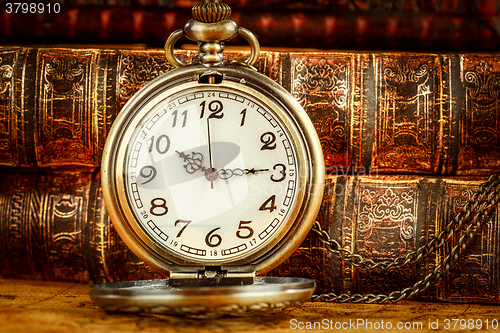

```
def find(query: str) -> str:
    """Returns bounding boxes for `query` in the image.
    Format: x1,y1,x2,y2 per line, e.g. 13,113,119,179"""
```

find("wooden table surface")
2,278,500,333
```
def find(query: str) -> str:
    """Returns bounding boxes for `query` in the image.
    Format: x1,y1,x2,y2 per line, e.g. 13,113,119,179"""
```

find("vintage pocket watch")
89,0,325,315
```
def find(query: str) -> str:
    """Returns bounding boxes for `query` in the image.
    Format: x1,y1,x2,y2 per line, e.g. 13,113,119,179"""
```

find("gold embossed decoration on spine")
308,174,500,303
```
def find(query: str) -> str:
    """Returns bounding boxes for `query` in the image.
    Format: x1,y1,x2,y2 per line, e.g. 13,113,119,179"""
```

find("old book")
0,167,161,283
8,0,499,12
1,46,500,174
0,167,498,304
275,175,500,304
1,6,498,51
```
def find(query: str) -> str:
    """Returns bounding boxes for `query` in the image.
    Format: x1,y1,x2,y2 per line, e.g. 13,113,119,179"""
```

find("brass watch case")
94,63,324,315
101,63,325,276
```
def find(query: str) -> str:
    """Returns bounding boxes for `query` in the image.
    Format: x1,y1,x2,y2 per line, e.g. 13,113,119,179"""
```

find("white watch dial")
123,85,301,264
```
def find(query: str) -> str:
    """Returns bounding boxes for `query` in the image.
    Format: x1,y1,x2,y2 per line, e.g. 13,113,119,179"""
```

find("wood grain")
2,279,500,333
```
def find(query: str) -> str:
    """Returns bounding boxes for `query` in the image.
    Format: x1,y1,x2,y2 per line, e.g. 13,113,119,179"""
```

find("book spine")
54,0,500,13
270,175,500,304
1,168,498,303
1,8,499,51
1,47,500,175
0,167,161,283
285,52,500,175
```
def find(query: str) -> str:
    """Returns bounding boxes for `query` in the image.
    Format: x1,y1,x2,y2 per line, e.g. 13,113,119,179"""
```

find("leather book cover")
1,2,499,50
0,167,498,304
1,47,500,175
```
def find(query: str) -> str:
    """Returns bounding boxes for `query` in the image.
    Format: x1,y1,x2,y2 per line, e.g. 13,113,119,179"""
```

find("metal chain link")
310,175,500,303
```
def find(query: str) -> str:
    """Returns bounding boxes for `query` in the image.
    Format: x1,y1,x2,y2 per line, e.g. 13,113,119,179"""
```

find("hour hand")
176,150,205,174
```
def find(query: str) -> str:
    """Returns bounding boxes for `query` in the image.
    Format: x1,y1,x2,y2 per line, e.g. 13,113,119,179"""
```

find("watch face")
103,65,324,274
122,84,302,264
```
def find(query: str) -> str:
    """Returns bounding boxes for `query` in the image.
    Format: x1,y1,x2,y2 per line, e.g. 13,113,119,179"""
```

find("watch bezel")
101,63,325,276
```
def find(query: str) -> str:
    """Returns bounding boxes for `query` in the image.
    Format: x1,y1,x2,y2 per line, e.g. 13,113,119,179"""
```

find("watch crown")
165,0,259,68
192,1,232,23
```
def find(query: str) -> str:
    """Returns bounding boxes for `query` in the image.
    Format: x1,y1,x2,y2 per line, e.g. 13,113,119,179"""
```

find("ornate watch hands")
175,150,217,186
176,151,204,174
176,150,269,181
218,167,270,180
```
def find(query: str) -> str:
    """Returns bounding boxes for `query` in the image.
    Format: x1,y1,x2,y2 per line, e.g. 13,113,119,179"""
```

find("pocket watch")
90,0,325,316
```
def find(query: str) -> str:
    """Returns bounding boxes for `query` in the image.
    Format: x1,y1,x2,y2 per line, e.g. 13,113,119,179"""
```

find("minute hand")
218,168,269,180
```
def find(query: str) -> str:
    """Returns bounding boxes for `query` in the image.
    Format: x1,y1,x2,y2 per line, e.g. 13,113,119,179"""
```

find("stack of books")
1,0,499,304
